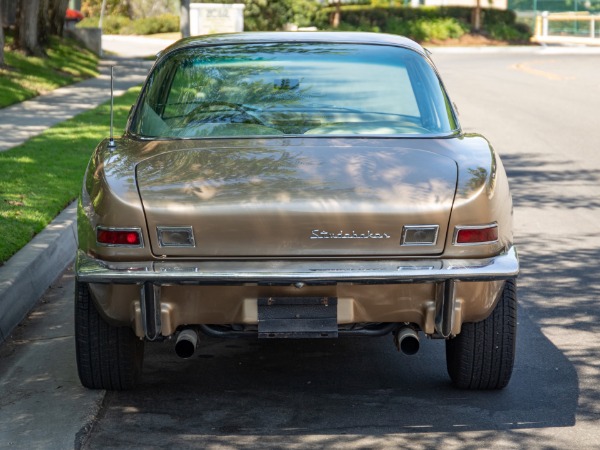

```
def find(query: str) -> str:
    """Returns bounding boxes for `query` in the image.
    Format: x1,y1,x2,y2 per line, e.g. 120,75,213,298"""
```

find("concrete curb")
0,55,154,345
0,201,78,344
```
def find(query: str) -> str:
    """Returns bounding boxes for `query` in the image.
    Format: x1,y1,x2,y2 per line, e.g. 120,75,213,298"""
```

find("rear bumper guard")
76,246,519,341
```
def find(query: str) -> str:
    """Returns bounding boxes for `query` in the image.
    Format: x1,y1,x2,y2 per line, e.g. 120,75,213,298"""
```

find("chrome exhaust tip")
175,328,198,359
394,327,420,356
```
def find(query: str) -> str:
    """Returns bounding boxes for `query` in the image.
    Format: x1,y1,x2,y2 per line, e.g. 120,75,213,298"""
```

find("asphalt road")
83,49,600,448
2,48,600,449
101,35,176,58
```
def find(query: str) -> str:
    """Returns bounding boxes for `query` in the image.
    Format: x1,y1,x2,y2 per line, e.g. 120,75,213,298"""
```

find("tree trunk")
472,0,482,32
332,0,341,29
180,0,190,38
0,5,5,67
16,0,44,56
38,0,50,47
49,0,69,36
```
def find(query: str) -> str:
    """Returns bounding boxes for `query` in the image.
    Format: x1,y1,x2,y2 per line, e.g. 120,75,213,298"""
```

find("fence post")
591,17,596,39
542,11,549,37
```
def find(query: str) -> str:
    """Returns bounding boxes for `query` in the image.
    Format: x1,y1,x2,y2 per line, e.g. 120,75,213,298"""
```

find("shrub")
487,22,531,41
76,17,97,28
315,5,531,42
416,18,467,41
290,0,321,28
77,14,179,35
122,14,179,35
385,16,466,41
77,15,132,34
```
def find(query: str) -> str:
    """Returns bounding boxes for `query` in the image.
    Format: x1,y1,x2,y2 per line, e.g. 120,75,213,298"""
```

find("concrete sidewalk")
0,57,153,152
102,34,177,58
0,38,175,449
0,34,176,152
0,55,155,344
0,267,103,449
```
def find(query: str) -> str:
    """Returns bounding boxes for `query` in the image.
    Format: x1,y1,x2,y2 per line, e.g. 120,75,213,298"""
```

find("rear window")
131,42,458,138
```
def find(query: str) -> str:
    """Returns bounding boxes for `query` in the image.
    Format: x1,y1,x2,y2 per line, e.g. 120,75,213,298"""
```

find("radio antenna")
108,65,116,149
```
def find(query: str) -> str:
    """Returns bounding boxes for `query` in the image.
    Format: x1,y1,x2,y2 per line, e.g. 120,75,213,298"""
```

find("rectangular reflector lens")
401,225,439,246
157,226,195,248
455,225,498,245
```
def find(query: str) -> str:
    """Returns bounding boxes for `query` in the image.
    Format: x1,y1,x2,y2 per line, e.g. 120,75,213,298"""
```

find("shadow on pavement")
84,151,593,449
84,304,578,449
503,153,600,210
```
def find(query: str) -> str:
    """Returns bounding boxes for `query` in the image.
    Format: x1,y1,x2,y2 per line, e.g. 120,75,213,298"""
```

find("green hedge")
78,16,128,34
78,14,179,35
336,15,468,40
315,6,531,42
127,14,180,34
77,4,531,41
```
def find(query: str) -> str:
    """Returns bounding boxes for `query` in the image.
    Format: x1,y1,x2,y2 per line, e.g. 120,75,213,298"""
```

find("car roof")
159,31,427,58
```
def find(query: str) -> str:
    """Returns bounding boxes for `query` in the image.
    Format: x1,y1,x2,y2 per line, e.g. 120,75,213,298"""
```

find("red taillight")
455,225,498,245
97,228,142,246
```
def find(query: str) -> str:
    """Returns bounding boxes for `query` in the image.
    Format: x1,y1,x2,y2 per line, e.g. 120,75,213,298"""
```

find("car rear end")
75,32,518,391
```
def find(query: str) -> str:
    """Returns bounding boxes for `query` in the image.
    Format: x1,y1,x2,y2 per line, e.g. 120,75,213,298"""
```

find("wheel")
446,279,517,390
75,281,144,390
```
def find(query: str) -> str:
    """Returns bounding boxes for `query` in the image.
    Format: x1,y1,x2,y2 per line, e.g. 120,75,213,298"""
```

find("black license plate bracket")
257,297,338,338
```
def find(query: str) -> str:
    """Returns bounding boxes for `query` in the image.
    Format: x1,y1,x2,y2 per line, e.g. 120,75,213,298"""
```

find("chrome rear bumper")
76,246,519,285
76,247,518,341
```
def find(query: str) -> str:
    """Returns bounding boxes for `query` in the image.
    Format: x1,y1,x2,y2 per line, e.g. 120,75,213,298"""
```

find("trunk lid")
136,144,457,257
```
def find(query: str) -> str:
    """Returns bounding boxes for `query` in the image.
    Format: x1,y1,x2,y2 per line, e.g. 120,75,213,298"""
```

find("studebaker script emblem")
311,229,391,239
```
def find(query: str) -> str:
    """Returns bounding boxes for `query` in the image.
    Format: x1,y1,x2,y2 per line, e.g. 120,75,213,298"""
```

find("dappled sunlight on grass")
3,155,35,164
0,87,141,262
0,36,99,108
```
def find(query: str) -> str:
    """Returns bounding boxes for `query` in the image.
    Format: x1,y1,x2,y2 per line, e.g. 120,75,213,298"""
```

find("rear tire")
446,279,517,390
75,281,144,390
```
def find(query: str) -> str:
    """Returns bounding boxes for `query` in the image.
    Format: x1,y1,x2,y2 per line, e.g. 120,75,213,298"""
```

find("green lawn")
0,35,99,108
0,87,141,264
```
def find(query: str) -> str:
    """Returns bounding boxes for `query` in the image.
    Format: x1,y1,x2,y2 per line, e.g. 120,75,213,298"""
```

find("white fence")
532,12,600,45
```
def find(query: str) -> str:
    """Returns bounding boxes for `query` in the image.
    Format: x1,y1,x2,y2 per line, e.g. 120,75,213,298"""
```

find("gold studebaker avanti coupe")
76,32,519,390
